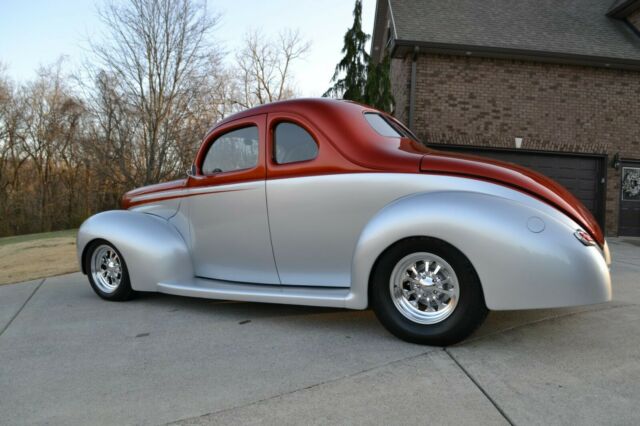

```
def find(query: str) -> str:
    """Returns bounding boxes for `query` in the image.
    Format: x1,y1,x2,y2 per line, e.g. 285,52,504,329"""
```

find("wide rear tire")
370,237,488,346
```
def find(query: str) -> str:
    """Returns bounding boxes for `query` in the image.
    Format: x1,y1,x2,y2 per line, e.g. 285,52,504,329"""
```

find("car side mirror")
187,163,197,177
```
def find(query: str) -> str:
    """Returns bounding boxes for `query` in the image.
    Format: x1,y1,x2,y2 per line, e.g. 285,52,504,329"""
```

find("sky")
0,0,377,97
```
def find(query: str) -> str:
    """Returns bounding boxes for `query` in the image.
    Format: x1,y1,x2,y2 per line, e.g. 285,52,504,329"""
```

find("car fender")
348,191,611,310
77,210,193,292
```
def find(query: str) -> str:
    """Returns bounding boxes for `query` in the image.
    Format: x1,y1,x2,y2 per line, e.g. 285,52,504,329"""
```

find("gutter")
391,39,640,72
387,0,398,39
607,0,640,18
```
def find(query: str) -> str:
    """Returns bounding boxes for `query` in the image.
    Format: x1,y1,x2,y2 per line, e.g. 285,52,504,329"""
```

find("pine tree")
323,0,369,102
325,0,394,113
365,54,394,112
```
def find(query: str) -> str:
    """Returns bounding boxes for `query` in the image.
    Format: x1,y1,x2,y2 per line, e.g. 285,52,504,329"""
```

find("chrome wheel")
389,252,460,324
90,245,123,294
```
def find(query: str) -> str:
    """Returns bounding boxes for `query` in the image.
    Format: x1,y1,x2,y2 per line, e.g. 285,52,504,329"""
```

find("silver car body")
77,172,612,310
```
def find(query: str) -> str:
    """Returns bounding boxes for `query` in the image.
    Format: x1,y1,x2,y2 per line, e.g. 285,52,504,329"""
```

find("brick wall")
390,57,411,123
628,9,640,31
391,53,640,235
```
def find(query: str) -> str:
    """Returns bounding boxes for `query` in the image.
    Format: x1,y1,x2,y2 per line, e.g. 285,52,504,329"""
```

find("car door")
265,112,371,288
186,114,280,284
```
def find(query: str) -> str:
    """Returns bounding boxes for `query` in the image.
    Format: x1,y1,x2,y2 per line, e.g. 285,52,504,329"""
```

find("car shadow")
131,291,613,346
135,291,347,317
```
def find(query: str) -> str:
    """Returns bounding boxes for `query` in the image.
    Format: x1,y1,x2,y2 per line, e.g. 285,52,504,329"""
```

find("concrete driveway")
1,239,639,425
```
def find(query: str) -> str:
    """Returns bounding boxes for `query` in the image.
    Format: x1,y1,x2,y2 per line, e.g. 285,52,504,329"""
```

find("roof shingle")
388,0,640,63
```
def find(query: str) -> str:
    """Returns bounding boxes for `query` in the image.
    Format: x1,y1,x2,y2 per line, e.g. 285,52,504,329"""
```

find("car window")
364,113,402,138
274,122,318,164
202,126,259,174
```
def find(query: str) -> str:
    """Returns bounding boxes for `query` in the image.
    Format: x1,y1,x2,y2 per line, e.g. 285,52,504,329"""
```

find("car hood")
420,151,604,247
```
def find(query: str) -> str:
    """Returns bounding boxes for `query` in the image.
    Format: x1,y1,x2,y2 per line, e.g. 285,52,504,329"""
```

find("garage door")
434,146,606,228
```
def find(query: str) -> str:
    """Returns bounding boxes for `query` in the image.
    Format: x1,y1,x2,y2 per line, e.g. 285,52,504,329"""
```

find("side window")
274,122,318,164
364,113,402,138
202,126,259,174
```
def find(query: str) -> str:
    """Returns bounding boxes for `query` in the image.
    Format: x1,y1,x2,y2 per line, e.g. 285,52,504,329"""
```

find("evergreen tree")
325,0,394,113
323,0,369,102
365,54,394,112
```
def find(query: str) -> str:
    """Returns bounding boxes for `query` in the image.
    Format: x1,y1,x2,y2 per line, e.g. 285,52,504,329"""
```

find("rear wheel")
370,237,487,346
85,240,135,301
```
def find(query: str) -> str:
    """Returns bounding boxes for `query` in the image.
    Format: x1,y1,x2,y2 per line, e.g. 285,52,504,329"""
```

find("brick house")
371,0,640,236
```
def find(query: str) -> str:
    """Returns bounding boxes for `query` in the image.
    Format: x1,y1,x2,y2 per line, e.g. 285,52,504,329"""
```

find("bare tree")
234,29,310,108
0,2,313,238
18,61,83,231
0,65,15,234
0,64,12,171
89,0,222,186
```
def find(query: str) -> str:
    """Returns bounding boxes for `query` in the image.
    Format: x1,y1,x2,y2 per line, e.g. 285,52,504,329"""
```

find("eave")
607,0,640,18
389,39,640,72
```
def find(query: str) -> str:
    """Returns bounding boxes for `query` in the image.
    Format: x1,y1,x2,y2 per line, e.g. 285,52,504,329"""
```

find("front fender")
348,191,611,310
77,210,193,291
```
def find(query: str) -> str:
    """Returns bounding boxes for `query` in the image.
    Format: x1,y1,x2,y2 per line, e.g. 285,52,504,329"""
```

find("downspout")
408,46,419,131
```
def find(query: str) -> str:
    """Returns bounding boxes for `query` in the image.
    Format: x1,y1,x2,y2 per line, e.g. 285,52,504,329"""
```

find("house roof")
372,0,640,70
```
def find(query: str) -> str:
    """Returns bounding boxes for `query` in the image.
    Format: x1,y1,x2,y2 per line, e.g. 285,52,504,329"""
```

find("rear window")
364,113,402,138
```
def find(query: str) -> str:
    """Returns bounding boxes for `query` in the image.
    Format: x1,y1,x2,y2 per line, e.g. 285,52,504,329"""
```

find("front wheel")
370,237,487,346
85,240,135,301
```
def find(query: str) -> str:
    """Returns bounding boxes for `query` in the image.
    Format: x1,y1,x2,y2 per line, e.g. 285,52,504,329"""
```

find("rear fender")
348,191,610,310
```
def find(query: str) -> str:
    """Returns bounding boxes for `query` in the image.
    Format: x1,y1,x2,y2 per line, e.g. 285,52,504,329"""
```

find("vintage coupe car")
77,98,611,345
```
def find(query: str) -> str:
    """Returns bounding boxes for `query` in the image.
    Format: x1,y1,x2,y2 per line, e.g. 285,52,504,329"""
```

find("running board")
157,278,351,308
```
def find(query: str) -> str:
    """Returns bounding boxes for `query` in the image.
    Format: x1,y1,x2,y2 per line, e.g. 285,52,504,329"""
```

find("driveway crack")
0,278,45,339
445,348,515,426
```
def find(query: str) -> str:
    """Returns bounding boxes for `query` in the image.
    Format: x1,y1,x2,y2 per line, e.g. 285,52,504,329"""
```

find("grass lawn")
0,229,78,285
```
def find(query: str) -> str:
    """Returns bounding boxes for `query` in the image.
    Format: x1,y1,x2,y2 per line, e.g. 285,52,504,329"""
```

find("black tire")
370,237,488,346
85,239,136,301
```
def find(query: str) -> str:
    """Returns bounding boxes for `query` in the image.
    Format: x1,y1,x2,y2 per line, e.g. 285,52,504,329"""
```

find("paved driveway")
1,239,639,425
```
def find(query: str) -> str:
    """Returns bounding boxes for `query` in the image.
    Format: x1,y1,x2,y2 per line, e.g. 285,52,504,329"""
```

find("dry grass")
0,231,78,285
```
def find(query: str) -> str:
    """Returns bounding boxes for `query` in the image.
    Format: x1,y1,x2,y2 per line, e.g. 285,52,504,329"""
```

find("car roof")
210,98,366,127
205,98,427,173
